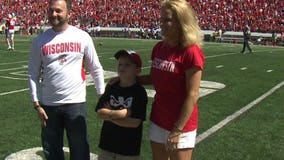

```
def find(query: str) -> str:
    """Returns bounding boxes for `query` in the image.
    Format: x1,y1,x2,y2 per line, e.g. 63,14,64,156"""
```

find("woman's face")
160,7,179,41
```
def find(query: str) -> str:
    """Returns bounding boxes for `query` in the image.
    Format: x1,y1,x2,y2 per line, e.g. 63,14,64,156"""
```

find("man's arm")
28,39,42,103
84,34,105,95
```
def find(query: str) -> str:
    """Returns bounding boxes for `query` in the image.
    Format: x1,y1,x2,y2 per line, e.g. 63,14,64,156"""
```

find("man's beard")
49,17,68,28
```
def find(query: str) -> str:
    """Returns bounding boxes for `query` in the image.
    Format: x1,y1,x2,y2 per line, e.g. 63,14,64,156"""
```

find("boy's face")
117,56,140,80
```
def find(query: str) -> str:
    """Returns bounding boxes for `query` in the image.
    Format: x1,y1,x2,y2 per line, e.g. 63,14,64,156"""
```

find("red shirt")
150,41,205,132
6,18,15,30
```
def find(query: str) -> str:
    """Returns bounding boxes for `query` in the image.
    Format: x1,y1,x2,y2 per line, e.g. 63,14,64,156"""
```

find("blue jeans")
41,103,90,160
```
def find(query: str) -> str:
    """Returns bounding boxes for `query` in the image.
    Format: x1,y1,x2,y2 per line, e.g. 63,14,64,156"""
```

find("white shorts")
148,121,197,149
8,30,14,39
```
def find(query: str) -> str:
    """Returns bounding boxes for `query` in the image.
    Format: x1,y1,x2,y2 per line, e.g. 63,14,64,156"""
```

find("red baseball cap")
115,50,142,68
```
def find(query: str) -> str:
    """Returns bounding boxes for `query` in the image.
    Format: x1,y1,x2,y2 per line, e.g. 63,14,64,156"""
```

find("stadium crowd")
0,0,283,34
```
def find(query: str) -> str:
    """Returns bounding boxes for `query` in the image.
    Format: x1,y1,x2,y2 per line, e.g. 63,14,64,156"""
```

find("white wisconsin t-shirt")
28,25,105,106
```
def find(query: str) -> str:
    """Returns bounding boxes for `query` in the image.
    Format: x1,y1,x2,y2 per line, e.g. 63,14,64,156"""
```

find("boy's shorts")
148,121,197,149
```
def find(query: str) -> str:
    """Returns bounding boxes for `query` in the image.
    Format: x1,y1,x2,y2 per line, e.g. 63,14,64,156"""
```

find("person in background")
96,50,148,160
5,13,16,51
136,0,205,159
216,28,223,43
2,24,8,46
240,24,253,54
27,0,105,159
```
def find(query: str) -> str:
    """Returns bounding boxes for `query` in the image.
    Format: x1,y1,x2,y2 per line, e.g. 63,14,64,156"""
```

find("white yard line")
0,61,28,65
0,88,29,96
205,52,237,58
196,80,284,144
0,76,27,80
0,66,28,72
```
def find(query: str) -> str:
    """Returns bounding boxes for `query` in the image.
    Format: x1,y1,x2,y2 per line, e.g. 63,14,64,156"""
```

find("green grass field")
0,35,284,160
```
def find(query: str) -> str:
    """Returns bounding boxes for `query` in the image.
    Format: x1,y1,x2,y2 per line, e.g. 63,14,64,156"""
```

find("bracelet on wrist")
173,124,183,133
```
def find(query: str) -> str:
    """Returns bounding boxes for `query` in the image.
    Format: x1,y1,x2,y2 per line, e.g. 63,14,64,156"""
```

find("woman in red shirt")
139,0,205,159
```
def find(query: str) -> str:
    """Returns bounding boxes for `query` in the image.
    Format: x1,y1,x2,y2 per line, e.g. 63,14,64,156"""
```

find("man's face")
48,0,69,31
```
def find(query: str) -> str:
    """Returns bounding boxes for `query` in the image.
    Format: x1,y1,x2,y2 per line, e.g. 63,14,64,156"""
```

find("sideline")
196,80,284,144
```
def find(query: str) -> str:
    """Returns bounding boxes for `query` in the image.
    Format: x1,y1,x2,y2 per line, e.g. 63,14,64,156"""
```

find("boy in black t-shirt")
95,50,148,160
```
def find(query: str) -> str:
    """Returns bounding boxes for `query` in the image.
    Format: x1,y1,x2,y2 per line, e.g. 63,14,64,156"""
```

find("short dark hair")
50,0,72,11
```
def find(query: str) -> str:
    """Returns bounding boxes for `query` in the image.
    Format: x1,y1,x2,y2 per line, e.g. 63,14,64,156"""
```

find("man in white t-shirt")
28,0,105,159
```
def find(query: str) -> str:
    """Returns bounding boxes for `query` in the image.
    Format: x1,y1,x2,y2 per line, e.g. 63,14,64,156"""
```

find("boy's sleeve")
130,87,148,120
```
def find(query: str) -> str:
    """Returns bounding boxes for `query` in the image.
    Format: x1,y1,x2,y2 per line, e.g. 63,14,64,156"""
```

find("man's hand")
36,107,48,127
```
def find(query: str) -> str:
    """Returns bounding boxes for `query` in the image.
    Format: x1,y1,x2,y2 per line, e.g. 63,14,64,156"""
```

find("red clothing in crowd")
1,0,283,33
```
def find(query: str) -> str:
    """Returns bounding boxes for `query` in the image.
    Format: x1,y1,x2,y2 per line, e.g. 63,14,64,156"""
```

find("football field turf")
0,35,284,159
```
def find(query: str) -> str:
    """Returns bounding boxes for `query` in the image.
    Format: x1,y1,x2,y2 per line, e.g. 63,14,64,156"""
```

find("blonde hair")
161,0,203,48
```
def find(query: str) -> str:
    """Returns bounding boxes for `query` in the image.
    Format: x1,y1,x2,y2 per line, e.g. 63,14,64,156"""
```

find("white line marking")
196,81,284,144
200,80,226,89
5,147,98,160
267,70,273,73
1,71,226,100
86,71,226,98
0,76,27,80
240,67,247,70
0,61,28,65
10,71,27,76
0,66,27,72
0,88,29,96
216,65,224,68
205,53,237,58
